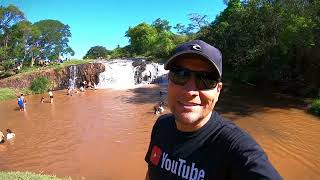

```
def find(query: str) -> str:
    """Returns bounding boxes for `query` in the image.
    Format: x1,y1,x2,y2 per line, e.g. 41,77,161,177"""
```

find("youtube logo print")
150,145,162,166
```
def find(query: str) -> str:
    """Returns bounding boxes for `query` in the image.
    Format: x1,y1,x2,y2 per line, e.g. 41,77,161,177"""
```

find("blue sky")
2,0,226,59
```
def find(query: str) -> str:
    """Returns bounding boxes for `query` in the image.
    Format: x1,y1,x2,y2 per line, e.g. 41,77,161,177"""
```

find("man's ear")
217,82,223,93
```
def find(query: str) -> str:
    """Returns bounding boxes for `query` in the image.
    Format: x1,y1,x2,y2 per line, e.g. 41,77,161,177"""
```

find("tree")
33,19,74,63
7,20,40,62
187,13,209,31
151,31,175,59
84,46,110,59
125,23,157,55
152,18,171,33
0,4,25,61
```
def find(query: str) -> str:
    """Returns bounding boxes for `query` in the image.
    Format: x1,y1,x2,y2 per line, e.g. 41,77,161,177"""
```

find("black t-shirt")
145,112,282,180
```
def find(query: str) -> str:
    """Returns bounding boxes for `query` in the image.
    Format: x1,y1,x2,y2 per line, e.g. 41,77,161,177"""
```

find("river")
0,84,319,180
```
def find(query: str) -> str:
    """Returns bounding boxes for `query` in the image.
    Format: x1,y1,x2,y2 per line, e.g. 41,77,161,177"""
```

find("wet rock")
0,63,105,90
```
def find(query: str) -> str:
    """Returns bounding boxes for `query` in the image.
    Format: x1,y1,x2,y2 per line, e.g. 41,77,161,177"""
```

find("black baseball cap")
164,40,222,77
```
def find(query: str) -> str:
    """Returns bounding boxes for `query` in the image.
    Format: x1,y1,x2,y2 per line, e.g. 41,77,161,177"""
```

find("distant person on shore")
144,40,282,180
0,131,5,143
41,97,45,103
81,81,87,88
6,129,15,140
67,87,72,96
49,90,53,103
17,95,25,111
80,86,85,92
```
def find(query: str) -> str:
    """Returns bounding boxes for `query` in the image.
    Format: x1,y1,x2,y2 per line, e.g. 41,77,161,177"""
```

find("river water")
0,84,319,180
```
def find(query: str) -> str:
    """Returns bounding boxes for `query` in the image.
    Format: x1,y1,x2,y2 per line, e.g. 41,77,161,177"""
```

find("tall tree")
152,18,171,33
33,19,74,64
0,4,25,61
84,46,110,59
125,23,157,55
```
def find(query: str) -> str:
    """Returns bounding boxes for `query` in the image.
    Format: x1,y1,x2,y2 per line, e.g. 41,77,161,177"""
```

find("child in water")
6,129,15,140
17,95,25,111
49,90,53,103
154,102,165,115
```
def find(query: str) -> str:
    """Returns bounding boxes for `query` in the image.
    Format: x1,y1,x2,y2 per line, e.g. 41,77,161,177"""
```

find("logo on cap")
191,44,201,51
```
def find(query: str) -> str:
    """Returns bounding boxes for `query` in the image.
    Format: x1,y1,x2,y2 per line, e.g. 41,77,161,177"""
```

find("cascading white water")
141,63,168,85
69,65,77,89
97,59,168,89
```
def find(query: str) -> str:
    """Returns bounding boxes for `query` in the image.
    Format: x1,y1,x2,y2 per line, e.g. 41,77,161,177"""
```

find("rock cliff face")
0,63,105,90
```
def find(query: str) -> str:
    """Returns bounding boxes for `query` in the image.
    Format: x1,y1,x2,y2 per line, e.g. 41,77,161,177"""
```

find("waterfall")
96,59,168,89
69,65,78,89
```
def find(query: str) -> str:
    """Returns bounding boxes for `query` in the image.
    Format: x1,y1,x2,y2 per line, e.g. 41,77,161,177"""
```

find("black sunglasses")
169,67,220,90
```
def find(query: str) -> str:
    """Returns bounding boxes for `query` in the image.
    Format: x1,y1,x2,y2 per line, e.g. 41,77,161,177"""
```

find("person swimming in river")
41,97,45,103
48,90,53,103
17,95,25,111
6,129,15,140
154,101,164,115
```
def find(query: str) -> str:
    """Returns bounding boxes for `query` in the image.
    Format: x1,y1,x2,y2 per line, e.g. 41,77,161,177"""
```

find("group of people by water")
17,91,54,112
67,80,97,96
0,129,15,144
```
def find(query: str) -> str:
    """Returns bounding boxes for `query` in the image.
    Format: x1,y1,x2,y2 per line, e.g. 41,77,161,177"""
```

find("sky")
2,0,226,59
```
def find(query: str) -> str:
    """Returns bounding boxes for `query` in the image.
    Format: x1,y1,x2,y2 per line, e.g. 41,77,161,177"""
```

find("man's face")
167,57,223,132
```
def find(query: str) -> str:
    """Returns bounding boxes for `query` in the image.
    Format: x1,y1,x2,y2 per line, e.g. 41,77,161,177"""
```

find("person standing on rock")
49,90,53,103
145,40,282,180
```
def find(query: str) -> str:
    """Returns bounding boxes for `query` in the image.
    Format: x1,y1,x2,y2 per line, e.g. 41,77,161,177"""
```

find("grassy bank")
0,88,32,101
309,99,320,116
0,171,72,180
18,59,93,75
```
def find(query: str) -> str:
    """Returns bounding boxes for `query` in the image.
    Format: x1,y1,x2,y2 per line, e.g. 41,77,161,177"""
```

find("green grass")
0,171,73,180
16,59,93,76
309,99,320,116
0,88,16,101
0,88,33,101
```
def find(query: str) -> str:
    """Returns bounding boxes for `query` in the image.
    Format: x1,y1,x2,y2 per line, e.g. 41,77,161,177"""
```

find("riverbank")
0,88,33,101
0,61,105,99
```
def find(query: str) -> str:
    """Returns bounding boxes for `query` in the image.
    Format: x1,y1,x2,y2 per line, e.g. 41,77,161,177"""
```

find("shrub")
309,99,320,116
2,59,15,71
30,76,50,94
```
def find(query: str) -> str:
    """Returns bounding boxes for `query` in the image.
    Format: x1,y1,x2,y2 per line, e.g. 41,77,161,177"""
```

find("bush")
2,59,15,71
309,99,320,116
30,76,50,94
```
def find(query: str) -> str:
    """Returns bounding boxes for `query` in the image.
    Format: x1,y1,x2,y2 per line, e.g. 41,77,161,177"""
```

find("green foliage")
0,88,16,101
0,171,72,180
125,23,158,55
0,88,32,101
2,59,15,70
84,46,110,59
197,0,320,95
33,20,74,60
152,18,171,32
309,99,320,116
0,4,25,61
151,31,175,58
0,5,74,69
30,76,50,94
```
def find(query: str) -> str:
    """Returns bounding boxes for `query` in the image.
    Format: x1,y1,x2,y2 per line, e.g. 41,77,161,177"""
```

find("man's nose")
183,75,199,92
